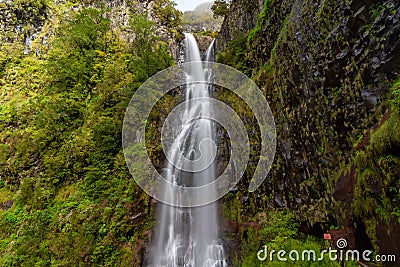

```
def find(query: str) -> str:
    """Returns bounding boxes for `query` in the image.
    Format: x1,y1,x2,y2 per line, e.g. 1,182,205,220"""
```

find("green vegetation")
1,0,399,265
247,0,271,45
0,0,48,42
392,78,400,110
240,210,358,266
152,0,182,28
217,0,281,76
0,3,174,265
348,78,400,225
216,32,249,74
183,1,222,34
217,0,400,264
211,0,230,18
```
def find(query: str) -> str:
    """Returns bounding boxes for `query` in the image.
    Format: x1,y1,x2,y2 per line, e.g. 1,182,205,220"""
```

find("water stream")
150,33,227,267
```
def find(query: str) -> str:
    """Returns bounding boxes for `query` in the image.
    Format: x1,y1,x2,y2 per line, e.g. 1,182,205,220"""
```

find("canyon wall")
217,0,400,264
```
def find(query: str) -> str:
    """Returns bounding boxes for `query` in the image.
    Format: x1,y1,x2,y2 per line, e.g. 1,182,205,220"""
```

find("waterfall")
205,39,216,63
150,34,227,267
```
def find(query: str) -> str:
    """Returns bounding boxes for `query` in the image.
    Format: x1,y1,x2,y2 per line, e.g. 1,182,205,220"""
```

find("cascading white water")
150,33,227,267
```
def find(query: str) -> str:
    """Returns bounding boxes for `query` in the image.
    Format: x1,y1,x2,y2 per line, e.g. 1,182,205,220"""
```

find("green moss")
391,78,400,110
0,189,13,204
239,210,354,266
216,31,249,74
0,0,49,43
247,0,272,45
351,110,400,220
223,193,240,221
0,3,175,264
331,78,400,247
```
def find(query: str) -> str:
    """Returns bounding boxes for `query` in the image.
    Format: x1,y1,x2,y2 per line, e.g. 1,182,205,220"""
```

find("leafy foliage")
349,79,400,225
247,0,271,44
0,5,173,265
240,210,356,266
216,31,250,75
0,0,48,42
211,0,230,18
152,0,182,28
217,0,400,263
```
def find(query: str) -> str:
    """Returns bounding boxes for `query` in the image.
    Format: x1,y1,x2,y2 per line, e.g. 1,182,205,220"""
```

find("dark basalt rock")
216,0,400,261
333,166,357,202
0,200,13,210
216,0,265,52
217,0,400,206
376,219,400,267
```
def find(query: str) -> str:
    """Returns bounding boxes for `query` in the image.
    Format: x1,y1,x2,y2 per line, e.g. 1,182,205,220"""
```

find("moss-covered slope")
0,0,180,265
216,0,400,265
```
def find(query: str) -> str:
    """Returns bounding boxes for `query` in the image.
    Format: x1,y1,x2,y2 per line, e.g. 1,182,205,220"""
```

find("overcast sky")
174,0,213,12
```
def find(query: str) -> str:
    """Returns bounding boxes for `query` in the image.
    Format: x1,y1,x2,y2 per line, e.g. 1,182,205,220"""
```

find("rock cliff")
0,0,182,59
216,0,400,264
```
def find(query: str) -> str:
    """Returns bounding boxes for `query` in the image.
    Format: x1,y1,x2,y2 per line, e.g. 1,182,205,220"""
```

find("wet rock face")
216,0,400,258
217,0,400,212
194,34,214,57
0,0,182,60
0,200,13,210
333,166,357,202
376,219,400,267
267,0,400,214
0,0,49,49
216,0,264,52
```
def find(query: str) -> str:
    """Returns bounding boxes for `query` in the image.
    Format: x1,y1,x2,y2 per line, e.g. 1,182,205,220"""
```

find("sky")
174,0,213,12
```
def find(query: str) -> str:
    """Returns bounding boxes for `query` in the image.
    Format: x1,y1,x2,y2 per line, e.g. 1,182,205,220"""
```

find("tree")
129,14,173,79
211,0,230,18
153,0,182,28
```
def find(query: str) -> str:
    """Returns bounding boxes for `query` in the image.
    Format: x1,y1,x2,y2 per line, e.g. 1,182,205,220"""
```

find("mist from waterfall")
150,33,227,267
